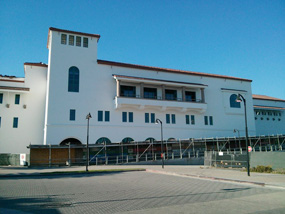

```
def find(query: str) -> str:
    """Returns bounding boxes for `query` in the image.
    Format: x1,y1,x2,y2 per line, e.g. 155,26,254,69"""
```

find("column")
140,83,144,99
162,85,165,100
116,80,120,97
201,88,205,103
182,87,185,101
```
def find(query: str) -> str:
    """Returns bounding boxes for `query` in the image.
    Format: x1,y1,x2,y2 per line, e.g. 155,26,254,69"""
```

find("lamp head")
86,113,92,119
235,94,242,103
155,118,162,124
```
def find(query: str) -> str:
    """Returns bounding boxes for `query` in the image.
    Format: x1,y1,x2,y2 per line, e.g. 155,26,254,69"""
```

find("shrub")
251,165,273,173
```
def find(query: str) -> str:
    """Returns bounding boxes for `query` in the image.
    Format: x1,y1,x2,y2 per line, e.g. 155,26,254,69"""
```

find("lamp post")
155,118,164,169
86,113,92,172
236,94,250,176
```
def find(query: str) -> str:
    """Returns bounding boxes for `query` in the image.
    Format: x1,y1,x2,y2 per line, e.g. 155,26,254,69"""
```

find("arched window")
122,137,134,143
68,66,79,92
60,138,82,146
145,137,156,142
96,137,111,144
230,94,241,108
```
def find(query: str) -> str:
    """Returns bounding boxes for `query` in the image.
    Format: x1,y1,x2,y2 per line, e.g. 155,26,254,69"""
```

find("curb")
146,169,266,186
0,168,146,178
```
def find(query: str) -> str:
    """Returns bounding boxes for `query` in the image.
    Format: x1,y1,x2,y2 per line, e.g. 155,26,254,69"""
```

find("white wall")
253,99,285,135
0,65,47,154
44,28,256,145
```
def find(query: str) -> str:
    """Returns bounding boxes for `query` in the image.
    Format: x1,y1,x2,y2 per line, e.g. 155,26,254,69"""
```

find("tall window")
83,37,88,48
122,112,133,122
69,35,74,45
171,114,176,124
15,94,20,104
186,115,190,124
145,113,155,123
98,111,103,122
76,36,81,46
185,91,196,102
70,109,76,121
165,89,177,100
13,117,18,128
209,116,213,125
105,111,110,122
230,94,241,108
191,115,195,125
144,87,157,99
61,34,67,44
204,116,208,125
166,114,170,124
68,66,80,92
120,86,136,97
0,93,3,104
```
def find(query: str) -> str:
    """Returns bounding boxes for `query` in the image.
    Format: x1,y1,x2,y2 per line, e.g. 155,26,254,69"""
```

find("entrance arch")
60,138,82,146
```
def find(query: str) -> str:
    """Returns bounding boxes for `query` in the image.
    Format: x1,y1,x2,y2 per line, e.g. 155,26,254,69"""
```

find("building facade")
253,95,285,135
1,27,259,154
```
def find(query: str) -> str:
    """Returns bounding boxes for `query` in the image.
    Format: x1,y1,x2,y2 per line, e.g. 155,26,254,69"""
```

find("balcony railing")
114,95,207,113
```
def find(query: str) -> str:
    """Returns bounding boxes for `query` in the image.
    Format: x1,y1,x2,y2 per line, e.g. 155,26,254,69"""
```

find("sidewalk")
1,165,285,189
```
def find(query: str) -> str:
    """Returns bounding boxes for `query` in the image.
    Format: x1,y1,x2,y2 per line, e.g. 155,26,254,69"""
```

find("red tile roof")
49,27,101,39
252,94,285,102
254,105,285,110
98,60,252,82
24,62,48,67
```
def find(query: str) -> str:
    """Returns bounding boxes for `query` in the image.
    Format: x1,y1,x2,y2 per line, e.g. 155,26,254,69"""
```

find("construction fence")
28,134,285,167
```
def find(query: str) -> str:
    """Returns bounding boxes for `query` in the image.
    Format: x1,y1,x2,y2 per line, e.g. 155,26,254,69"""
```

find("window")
15,94,20,104
151,113,155,123
83,37,88,48
129,112,133,122
171,114,176,124
68,66,80,92
61,34,67,44
98,111,103,122
122,137,134,143
13,117,18,128
69,35,74,45
145,113,149,123
204,116,208,125
268,112,272,116
144,87,157,99
230,94,241,108
204,116,213,125
122,112,127,122
185,91,196,102
186,115,190,124
96,137,111,144
166,114,170,124
191,115,195,125
105,111,110,122
209,116,213,125
165,89,177,100
120,85,136,97
70,109,76,121
0,93,3,104
76,36,81,46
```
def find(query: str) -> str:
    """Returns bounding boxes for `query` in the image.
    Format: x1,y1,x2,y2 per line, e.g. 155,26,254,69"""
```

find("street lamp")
155,118,164,169
86,113,92,172
236,94,250,176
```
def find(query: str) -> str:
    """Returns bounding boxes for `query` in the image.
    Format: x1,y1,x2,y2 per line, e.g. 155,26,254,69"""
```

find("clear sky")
0,0,284,99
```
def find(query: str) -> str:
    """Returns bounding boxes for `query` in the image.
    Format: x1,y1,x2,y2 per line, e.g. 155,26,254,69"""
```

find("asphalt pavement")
1,165,285,189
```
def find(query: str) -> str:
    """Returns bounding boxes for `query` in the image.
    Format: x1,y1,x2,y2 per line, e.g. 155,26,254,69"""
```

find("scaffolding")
28,134,285,166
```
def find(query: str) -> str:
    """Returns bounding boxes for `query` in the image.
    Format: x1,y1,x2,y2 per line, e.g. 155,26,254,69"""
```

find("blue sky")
0,0,284,99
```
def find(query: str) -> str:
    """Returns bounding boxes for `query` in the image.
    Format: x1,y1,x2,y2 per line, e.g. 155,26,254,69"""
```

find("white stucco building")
253,95,285,135
0,27,268,154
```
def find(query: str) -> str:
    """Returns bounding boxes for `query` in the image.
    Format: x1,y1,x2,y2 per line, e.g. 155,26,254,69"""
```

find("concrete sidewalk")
0,165,285,189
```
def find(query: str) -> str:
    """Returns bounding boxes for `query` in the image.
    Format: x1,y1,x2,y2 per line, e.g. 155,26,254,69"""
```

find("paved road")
0,171,284,214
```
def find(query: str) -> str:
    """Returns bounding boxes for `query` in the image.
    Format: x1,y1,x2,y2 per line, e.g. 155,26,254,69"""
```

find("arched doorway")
60,138,82,146
122,137,134,143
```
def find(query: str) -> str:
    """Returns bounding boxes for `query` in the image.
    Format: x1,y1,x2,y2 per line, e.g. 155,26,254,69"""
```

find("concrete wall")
250,151,285,170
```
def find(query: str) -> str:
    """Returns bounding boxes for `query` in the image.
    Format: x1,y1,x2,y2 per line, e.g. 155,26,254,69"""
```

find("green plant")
250,165,273,173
